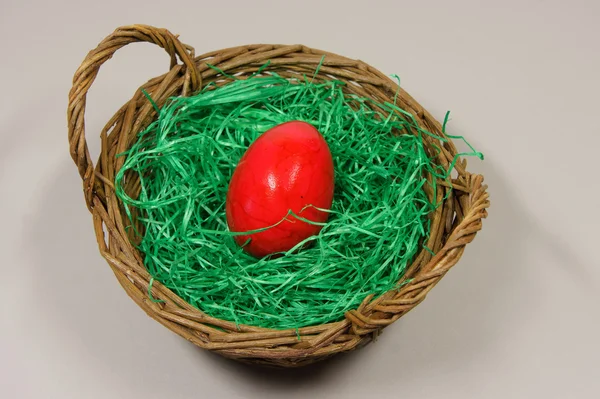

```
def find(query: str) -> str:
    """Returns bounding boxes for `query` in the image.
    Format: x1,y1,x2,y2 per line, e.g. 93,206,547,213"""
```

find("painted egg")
225,121,335,258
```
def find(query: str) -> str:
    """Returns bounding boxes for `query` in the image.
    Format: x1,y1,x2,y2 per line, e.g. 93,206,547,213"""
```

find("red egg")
225,121,335,258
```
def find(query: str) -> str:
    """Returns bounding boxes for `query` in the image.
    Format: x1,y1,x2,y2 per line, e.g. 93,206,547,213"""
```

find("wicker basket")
67,24,489,368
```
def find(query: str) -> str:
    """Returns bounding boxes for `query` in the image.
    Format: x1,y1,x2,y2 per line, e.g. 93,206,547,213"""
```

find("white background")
1,0,599,397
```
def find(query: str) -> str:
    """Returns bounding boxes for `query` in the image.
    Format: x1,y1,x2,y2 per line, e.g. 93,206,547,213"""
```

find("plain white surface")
1,0,599,397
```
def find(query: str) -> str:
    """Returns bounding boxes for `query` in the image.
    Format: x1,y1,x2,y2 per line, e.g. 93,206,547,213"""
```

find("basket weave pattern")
67,25,489,367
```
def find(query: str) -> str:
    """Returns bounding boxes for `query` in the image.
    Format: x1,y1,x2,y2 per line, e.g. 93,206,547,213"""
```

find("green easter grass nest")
114,63,481,330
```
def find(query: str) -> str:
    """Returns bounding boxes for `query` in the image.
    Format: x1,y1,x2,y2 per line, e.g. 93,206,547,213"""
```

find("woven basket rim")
67,24,490,368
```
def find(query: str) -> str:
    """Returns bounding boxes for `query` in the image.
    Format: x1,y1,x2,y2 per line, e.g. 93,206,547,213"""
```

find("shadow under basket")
67,24,490,368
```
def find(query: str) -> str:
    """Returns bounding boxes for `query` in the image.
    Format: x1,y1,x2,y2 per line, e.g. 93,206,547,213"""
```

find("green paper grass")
115,66,481,330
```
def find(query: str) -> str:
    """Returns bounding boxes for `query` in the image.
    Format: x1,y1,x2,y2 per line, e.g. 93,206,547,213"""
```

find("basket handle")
67,24,201,208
